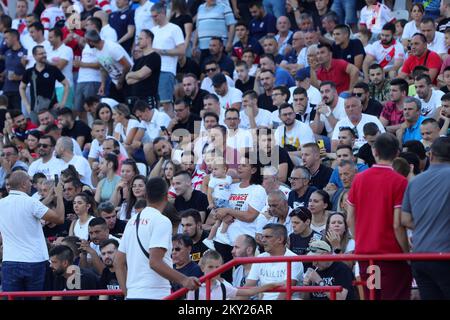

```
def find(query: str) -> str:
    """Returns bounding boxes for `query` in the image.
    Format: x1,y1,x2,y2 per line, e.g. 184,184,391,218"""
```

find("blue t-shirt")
109,7,135,53
3,47,27,92
403,116,427,144
275,66,295,87
329,163,368,188
249,13,277,40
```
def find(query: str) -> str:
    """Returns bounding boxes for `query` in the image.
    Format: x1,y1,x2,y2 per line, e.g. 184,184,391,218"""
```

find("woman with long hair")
118,174,147,221
325,212,354,254
401,3,424,48
95,103,115,136
94,153,121,203
69,191,96,240
170,0,193,56
308,189,331,235
112,103,147,161
20,130,41,164
110,158,139,208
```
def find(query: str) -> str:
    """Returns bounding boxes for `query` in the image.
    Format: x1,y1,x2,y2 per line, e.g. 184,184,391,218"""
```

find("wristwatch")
318,280,325,286
162,49,168,55
293,7,299,11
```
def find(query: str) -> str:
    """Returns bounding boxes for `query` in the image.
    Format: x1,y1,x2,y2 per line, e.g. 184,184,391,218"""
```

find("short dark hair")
40,134,56,146
317,42,333,52
260,53,275,63
390,78,409,93
203,111,219,122
242,90,258,99
99,239,120,251
210,36,223,45
2,144,19,154
173,170,191,180
151,2,166,14
420,17,435,26
32,44,44,55
353,82,369,92
97,201,115,214
172,234,194,247
319,81,336,90
262,223,288,245
44,123,59,133
363,122,380,136
279,103,294,113
203,93,219,102
87,16,102,31
225,107,240,118
88,217,108,228
140,29,154,42
146,177,168,203
49,245,74,265
334,24,351,36
4,28,19,40
180,209,202,224
382,22,396,33
403,140,427,160
0,15,12,28
368,63,382,71
398,152,421,175
29,21,44,33
415,73,432,85
442,92,450,102
57,107,74,118
336,144,353,153
430,137,450,163
273,86,290,101
293,87,307,96
235,20,248,29
374,133,400,161
133,99,150,113
289,206,312,222
49,27,63,39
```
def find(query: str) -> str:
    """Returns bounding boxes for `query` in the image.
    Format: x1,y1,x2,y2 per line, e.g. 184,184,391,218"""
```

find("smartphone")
317,139,325,150
54,174,59,185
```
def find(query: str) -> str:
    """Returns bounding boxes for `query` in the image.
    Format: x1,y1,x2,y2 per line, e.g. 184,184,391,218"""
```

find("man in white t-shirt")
331,96,385,151
311,81,346,135
289,67,321,106
151,2,185,116
212,73,243,110
23,22,52,69
40,0,65,31
134,0,154,42
28,135,65,179
240,90,272,129
0,171,64,292
225,108,253,152
47,27,74,108
275,104,316,160
133,99,171,141
55,136,93,187
115,177,200,299
414,74,445,118
246,223,304,300
420,18,447,57
85,29,132,103
94,10,118,42
201,60,235,93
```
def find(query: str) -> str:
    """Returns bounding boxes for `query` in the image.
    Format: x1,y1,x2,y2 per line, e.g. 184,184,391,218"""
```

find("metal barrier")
164,252,450,300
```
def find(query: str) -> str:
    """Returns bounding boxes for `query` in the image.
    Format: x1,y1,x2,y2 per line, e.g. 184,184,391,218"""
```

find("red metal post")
206,279,211,300
369,259,375,301
286,262,292,300
330,290,337,300
8,295,13,301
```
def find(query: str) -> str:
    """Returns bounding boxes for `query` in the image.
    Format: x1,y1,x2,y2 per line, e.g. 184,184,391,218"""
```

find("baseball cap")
212,73,227,87
295,67,310,81
85,29,101,42
307,240,332,255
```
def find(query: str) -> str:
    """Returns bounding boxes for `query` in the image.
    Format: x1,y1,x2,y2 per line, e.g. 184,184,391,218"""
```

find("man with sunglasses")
352,82,383,118
201,59,235,94
331,96,385,152
28,135,64,179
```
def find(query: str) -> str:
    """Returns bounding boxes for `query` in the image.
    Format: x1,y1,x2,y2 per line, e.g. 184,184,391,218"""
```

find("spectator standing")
347,133,412,300
109,0,135,53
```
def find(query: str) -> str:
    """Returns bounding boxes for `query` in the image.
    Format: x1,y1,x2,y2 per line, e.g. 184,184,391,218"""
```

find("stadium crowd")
0,0,449,301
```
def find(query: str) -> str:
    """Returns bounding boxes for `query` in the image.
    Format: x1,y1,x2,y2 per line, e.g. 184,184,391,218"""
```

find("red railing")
164,252,450,300
0,289,123,300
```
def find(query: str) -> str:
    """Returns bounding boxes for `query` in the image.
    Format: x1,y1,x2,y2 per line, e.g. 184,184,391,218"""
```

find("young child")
186,250,281,300
32,172,48,200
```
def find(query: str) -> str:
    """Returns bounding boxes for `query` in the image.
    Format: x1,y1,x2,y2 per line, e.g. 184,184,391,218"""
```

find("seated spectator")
327,145,368,190
274,16,293,56
302,240,355,300
240,90,272,129
266,190,293,234
290,87,318,127
235,62,256,94
211,73,243,111
356,122,380,168
308,190,331,234
367,63,391,105
414,74,445,118
332,24,365,69
288,166,317,208
0,144,29,189
181,74,209,117
289,65,322,106
110,159,139,210
301,143,333,189
325,212,355,254
270,86,291,127
397,97,428,144
400,3,423,48
118,175,147,221
180,209,210,263
224,108,253,152
171,234,204,292
289,206,323,256
248,1,276,41
380,78,408,134
259,53,295,87
98,239,122,300
420,18,447,57
420,118,442,149
201,60,235,94
68,192,95,240
95,103,115,136
49,245,98,300
203,37,235,77
352,82,383,118
231,234,257,288
98,201,126,239
94,153,121,204
256,69,277,112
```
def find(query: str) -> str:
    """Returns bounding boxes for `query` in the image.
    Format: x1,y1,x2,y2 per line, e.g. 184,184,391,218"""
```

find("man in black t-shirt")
171,234,203,292
301,143,333,189
257,69,276,112
332,24,365,69
303,240,355,300
98,201,126,238
19,45,69,123
98,239,123,300
173,171,208,222
180,209,210,263
182,73,209,116
57,107,92,149
356,122,380,168
125,29,161,109
168,99,202,136
352,82,383,118
49,245,98,300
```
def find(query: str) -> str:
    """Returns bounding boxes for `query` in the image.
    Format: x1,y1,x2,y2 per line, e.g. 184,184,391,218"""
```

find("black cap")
85,29,101,42
212,73,227,87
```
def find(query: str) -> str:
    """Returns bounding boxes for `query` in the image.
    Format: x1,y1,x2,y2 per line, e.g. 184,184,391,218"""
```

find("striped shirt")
196,2,236,50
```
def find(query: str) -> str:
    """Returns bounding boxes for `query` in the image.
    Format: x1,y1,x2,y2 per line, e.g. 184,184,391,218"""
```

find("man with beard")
56,107,92,149
19,45,69,124
331,96,385,151
380,78,409,134
125,29,161,110
7,110,37,148
182,73,209,116
84,29,132,103
363,23,405,80
311,81,346,135
28,135,64,179
367,64,391,104
257,69,276,112
332,24,365,70
396,97,428,144
180,209,209,263
55,136,92,187
49,245,98,300
414,74,445,118
351,82,383,117
99,239,122,300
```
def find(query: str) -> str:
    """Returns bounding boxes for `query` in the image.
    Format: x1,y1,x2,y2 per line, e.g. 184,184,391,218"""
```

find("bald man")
0,171,65,292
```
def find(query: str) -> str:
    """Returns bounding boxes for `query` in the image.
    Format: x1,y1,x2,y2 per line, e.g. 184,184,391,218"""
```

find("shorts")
74,81,101,112
56,86,74,109
158,71,175,104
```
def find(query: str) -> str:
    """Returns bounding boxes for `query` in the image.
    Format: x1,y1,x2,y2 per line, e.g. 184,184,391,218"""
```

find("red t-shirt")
380,101,404,126
316,59,350,94
401,50,442,83
347,165,408,254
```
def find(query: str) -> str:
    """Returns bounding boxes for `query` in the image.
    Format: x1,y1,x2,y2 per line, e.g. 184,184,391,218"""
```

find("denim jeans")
331,0,357,24
263,0,286,18
2,261,47,292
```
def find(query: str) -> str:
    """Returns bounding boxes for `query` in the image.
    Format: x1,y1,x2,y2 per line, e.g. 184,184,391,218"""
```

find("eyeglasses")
352,92,364,97
38,143,51,148
288,177,305,182
174,108,186,113
172,247,182,252
205,68,217,73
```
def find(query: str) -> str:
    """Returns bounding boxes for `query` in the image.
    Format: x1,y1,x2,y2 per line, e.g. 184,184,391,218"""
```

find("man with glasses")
0,145,29,188
287,166,317,209
167,99,201,136
224,108,253,152
171,234,203,292
269,86,290,127
27,135,64,179
212,73,243,111
331,96,385,151
352,82,383,117
201,60,235,94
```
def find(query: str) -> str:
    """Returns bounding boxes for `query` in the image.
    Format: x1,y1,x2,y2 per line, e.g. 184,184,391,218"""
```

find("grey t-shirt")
402,164,450,252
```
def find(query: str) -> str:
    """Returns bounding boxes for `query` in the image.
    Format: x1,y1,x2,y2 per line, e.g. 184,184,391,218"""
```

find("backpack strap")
194,288,199,300
135,212,149,259
220,282,226,300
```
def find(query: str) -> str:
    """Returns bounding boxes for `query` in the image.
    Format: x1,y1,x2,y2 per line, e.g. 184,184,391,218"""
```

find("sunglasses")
172,247,182,252
352,92,364,97
205,68,217,73
38,143,51,148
